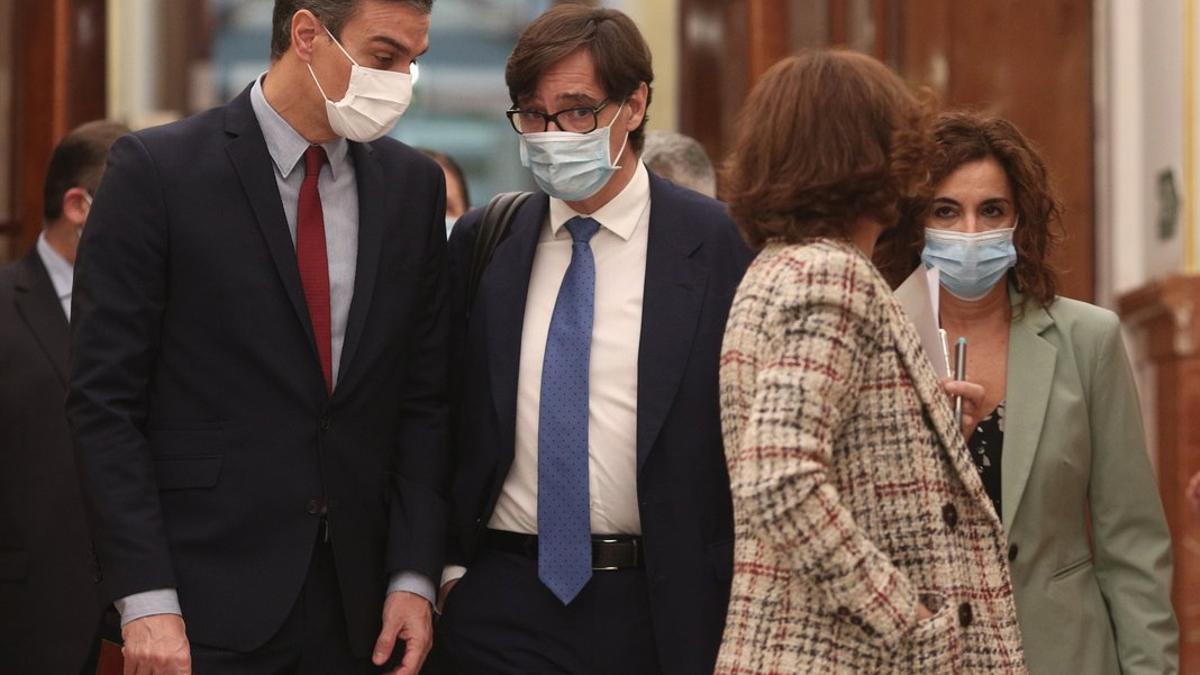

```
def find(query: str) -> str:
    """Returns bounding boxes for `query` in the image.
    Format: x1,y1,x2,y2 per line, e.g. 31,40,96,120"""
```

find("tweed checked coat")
716,240,1026,674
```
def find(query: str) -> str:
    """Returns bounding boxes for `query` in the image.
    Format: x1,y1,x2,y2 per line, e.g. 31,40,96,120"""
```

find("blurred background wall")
0,0,1198,665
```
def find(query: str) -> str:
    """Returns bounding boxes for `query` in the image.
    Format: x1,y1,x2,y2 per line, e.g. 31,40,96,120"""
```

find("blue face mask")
921,227,1017,301
519,103,629,202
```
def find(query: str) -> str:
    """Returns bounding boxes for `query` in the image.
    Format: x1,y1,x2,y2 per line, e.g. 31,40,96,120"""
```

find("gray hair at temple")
641,130,717,198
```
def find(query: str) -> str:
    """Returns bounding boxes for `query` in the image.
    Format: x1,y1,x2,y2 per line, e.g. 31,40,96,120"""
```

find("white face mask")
307,25,413,142
518,103,629,202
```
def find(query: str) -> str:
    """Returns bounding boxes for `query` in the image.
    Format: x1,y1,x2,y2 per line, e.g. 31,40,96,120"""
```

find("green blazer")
1003,287,1178,674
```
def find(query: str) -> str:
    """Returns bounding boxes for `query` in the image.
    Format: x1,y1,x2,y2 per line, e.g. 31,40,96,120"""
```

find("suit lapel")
484,194,547,463
1000,289,1056,531
879,277,986,494
223,87,319,361
334,141,384,397
14,253,69,384
636,176,708,473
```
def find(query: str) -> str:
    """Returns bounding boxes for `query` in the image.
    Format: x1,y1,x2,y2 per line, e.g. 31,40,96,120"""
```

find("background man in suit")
438,6,753,673
0,120,127,675
67,1,448,673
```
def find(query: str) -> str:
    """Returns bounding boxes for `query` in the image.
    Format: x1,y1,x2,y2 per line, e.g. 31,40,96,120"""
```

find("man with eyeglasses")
437,5,752,674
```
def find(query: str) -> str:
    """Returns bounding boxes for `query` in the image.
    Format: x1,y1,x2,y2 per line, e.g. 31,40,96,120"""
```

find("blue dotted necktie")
538,216,601,605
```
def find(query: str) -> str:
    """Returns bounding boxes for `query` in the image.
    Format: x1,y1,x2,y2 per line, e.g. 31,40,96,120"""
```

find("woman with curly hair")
716,51,1026,673
874,110,1179,674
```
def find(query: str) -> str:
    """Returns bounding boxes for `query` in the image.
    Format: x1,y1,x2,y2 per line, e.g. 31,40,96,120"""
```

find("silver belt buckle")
592,537,624,571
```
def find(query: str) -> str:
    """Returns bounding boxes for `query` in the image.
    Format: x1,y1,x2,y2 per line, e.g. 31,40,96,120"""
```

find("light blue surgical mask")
519,103,629,202
921,226,1017,301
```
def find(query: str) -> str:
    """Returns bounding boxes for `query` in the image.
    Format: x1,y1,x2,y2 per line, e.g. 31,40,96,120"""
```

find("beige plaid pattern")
716,240,1026,674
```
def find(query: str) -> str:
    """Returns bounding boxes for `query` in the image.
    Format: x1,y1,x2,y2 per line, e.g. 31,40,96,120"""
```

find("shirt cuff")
387,571,435,605
441,565,467,589
114,588,182,626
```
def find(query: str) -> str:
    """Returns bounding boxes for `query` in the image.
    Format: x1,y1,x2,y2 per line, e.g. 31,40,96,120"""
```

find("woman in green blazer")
878,111,1179,674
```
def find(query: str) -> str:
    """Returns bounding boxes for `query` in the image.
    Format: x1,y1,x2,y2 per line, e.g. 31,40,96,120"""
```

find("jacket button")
836,606,850,618
319,416,331,431
861,623,877,637
958,602,973,627
942,503,959,530
1008,544,1019,562
306,498,322,515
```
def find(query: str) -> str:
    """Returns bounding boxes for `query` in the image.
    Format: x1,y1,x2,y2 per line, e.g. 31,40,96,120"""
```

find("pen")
953,337,967,428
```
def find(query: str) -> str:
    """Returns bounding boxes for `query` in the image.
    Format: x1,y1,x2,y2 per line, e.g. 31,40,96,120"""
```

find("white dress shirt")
36,232,73,320
443,163,651,589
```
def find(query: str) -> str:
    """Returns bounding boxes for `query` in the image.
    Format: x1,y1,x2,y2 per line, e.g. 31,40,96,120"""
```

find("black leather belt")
484,529,643,570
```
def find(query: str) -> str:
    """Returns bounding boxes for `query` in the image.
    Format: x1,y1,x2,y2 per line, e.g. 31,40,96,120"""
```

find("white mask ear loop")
606,102,630,170
307,24,357,102
322,24,360,66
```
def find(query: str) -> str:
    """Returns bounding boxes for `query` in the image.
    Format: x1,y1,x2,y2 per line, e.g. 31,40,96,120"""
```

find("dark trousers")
437,547,661,675
189,538,377,675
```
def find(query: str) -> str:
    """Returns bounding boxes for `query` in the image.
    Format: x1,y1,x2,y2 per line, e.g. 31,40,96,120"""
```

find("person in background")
439,5,752,673
641,130,717,198
421,148,471,236
0,119,127,675
67,1,449,673
877,110,1178,674
717,50,1026,673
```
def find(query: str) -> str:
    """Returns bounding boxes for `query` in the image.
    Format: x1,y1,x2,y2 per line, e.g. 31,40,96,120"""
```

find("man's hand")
373,591,433,675
121,614,191,675
939,378,985,439
436,578,459,615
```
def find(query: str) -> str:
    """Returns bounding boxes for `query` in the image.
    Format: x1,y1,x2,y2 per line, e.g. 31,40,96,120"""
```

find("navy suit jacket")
67,86,450,656
445,173,753,675
0,252,105,674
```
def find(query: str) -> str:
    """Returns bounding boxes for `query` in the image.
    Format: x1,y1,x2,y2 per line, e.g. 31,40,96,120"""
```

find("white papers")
894,266,949,378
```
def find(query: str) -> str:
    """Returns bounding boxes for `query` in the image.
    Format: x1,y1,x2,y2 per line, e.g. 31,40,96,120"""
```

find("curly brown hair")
875,111,1063,307
722,49,934,249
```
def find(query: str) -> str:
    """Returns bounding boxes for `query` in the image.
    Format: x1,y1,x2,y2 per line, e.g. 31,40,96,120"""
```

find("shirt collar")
36,231,73,301
548,161,651,242
249,74,349,180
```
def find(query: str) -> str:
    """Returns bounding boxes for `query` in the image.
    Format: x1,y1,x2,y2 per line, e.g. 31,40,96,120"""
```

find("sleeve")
726,253,920,647
442,208,484,567
1087,316,1180,674
385,166,451,583
66,133,176,604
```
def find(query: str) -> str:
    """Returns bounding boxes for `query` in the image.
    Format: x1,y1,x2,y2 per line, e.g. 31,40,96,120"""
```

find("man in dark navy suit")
67,1,448,673
437,6,753,674
0,120,126,675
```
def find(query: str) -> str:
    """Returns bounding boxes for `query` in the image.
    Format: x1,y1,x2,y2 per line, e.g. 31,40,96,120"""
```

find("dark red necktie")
297,145,333,394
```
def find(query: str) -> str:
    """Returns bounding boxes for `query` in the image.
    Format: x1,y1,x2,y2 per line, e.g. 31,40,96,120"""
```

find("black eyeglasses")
506,99,613,134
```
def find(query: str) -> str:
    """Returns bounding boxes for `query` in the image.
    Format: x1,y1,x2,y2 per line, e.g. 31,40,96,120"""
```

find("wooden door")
678,0,1095,301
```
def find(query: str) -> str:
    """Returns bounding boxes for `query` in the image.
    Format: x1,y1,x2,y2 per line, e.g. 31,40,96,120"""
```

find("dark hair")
723,49,933,249
506,5,654,153
875,111,1062,307
270,0,433,60
420,148,471,209
43,120,129,222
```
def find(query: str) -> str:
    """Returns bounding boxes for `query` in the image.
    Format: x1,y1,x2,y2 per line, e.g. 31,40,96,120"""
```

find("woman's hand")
939,378,985,439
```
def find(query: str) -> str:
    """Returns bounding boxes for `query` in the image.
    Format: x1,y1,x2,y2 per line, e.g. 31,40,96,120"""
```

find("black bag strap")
466,190,532,315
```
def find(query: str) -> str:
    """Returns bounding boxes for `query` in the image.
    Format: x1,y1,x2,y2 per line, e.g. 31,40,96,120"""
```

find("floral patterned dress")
968,401,1005,520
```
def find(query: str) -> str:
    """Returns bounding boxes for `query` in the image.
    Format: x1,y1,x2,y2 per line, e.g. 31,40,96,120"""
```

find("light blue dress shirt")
115,76,434,626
